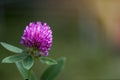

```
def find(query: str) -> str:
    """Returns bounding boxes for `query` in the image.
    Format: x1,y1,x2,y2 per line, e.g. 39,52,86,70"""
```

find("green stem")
28,69,32,80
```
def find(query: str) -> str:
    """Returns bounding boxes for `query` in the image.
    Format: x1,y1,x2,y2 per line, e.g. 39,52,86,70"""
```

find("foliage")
1,42,65,80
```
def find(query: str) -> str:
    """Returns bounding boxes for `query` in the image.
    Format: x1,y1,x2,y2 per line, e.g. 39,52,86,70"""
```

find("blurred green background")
1,0,120,80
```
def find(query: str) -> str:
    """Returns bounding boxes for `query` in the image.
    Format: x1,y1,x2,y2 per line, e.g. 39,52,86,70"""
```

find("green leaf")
16,62,29,79
0,42,23,53
22,55,34,70
16,62,36,80
2,54,27,63
40,57,57,65
40,57,66,80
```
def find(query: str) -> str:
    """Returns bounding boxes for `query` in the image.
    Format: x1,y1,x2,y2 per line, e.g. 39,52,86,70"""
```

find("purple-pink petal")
20,21,52,56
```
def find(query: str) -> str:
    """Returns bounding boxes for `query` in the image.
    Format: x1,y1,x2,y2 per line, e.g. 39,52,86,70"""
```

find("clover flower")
21,21,52,56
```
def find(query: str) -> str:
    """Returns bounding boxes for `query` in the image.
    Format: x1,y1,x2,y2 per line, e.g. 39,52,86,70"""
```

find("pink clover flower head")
21,21,52,56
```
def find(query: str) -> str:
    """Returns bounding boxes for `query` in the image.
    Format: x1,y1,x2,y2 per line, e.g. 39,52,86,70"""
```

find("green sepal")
40,57,57,65
0,42,23,53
